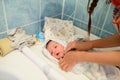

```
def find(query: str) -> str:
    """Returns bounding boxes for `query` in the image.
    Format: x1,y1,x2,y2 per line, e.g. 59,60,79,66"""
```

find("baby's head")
46,40,65,60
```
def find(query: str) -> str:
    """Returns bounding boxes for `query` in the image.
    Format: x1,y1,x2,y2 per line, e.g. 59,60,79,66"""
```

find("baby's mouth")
61,56,64,59
56,53,59,55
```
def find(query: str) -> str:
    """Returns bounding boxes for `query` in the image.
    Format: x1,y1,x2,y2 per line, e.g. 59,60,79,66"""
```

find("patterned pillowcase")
43,17,75,43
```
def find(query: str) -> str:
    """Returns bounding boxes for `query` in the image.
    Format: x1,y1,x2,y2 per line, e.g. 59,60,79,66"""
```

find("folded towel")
0,38,13,56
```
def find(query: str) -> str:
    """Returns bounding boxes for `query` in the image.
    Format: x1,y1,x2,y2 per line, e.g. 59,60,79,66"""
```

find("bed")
0,17,120,80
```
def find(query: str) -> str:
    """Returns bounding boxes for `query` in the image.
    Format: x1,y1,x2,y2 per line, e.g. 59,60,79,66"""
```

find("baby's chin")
57,57,64,60
57,55,64,60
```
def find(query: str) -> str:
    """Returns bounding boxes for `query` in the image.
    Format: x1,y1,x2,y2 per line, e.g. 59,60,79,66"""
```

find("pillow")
43,17,75,43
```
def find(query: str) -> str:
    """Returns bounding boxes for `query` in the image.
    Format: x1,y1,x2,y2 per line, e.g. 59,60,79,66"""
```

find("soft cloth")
42,17,119,80
0,38,13,56
22,46,66,80
43,38,120,80
43,49,107,80
8,27,36,49
42,38,67,64
42,34,86,64
42,38,108,80
43,17,75,43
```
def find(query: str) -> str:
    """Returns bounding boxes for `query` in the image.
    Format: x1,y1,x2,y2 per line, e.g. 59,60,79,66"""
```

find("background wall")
0,0,118,38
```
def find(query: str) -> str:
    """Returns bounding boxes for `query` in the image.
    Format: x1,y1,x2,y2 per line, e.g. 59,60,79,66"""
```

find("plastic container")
36,32,45,41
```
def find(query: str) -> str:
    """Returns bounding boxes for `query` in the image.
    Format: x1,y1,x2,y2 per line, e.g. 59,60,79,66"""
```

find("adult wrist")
87,41,94,49
77,51,88,62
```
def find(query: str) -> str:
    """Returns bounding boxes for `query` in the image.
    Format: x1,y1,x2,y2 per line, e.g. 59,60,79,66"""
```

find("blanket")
42,38,120,80
42,17,120,80
0,38,13,56
42,46,107,80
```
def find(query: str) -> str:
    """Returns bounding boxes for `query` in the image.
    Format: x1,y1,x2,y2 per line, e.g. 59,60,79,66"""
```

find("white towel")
22,46,66,80
42,38,107,80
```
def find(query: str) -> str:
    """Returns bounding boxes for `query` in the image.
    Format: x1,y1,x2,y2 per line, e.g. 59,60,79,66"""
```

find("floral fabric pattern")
43,17,75,43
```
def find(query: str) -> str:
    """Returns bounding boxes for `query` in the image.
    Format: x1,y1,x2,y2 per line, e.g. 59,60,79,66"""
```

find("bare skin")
59,0,120,71
59,34,120,71
65,34,120,52
46,40,65,60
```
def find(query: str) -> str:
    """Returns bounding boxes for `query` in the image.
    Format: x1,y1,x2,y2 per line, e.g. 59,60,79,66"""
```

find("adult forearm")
84,51,120,66
91,34,120,48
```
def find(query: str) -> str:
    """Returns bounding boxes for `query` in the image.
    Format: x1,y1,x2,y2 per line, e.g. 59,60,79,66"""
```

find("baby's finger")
62,64,69,71
59,59,65,67
61,64,73,72
65,66,72,72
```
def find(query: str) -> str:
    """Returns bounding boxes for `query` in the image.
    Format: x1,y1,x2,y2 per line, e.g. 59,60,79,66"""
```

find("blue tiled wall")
0,0,118,38
63,0,118,38
0,0,62,38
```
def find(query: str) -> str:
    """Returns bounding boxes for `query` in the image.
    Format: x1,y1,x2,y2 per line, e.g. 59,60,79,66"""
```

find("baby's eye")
54,46,57,48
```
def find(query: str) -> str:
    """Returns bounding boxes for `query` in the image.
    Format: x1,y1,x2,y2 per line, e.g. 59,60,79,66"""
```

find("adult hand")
65,40,93,53
59,50,86,72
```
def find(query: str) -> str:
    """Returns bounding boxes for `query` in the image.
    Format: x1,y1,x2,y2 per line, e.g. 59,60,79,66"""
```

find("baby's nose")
54,50,58,54
53,50,58,54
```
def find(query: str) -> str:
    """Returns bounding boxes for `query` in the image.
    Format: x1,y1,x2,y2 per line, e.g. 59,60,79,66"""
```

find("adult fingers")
65,43,75,53
59,60,72,72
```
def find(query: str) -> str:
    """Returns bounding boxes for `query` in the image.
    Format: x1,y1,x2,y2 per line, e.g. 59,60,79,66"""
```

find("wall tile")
0,33,7,39
100,31,114,38
90,27,101,37
0,0,118,38
63,15,73,21
103,6,117,34
0,0,6,32
41,0,62,19
73,0,117,37
78,23,88,31
22,22,40,35
74,0,88,23
4,0,40,29
73,19,82,28
40,0,62,31
91,0,108,27
64,0,75,17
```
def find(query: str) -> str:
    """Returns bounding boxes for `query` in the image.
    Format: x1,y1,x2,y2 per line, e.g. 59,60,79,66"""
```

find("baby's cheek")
52,54,59,59
52,54,56,57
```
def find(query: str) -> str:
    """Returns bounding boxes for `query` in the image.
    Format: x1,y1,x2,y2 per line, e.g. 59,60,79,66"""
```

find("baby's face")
47,41,65,59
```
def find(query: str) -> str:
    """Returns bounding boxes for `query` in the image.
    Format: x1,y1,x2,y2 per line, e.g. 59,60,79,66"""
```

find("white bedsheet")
0,44,119,80
0,49,48,80
0,44,90,80
33,42,120,80
30,43,91,80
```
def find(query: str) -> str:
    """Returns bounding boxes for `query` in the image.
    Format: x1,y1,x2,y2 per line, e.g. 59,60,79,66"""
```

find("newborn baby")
46,40,65,60
45,40,108,80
